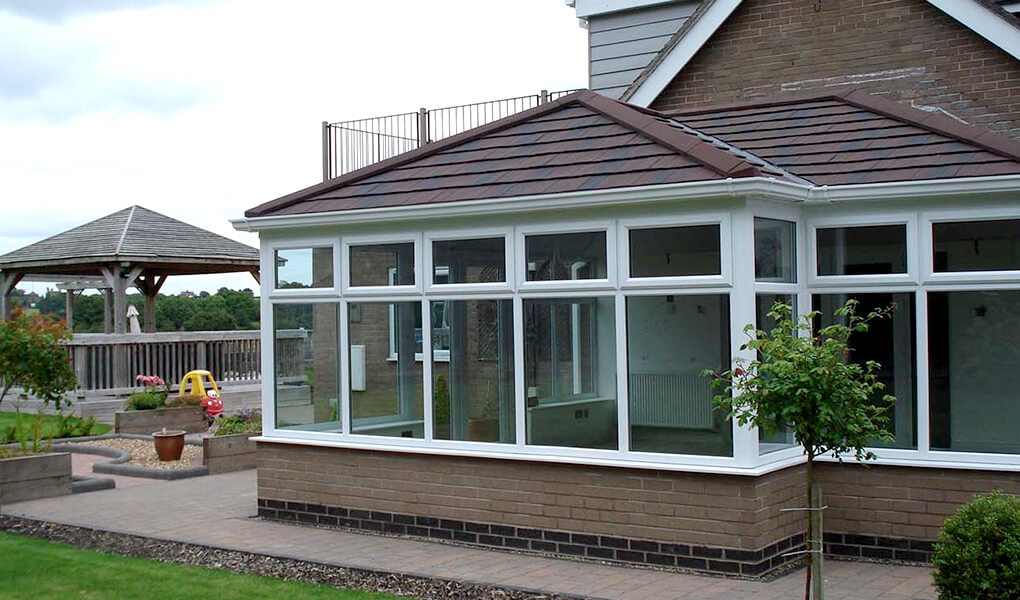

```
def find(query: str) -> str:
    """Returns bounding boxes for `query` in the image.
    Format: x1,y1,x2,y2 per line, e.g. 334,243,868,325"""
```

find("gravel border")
0,515,592,600
54,437,209,481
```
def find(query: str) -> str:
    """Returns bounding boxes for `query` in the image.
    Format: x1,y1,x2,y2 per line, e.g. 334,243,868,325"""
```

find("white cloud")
0,0,588,295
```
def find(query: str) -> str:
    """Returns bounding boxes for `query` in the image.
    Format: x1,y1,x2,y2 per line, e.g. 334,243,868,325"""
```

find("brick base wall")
256,441,1020,576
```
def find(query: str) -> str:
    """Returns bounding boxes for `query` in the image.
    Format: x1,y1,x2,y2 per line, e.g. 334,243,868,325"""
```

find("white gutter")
232,174,1020,233
232,177,811,232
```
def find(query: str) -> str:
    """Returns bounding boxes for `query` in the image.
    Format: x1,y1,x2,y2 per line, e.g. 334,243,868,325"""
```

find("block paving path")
2,470,935,600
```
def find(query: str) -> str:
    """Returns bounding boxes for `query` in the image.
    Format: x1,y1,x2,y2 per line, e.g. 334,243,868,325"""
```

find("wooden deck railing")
67,329,308,396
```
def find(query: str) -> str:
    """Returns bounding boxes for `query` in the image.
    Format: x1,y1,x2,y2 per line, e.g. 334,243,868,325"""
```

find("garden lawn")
0,531,402,600
0,411,111,439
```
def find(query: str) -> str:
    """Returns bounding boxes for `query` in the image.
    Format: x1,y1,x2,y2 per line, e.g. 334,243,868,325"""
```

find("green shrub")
55,414,98,439
214,410,261,436
933,491,1020,600
126,392,165,411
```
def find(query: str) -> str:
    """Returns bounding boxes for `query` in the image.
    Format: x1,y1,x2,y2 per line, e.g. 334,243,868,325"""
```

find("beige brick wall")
258,442,803,550
816,462,1020,542
651,0,1020,140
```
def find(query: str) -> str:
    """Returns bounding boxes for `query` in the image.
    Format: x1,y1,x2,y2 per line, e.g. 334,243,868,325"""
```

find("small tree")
0,307,78,410
706,300,895,600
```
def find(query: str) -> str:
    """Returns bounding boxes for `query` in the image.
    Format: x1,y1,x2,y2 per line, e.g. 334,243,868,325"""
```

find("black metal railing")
322,88,582,180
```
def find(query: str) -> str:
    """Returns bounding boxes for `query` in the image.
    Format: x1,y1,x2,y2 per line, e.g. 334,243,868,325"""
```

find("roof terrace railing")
322,88,582,180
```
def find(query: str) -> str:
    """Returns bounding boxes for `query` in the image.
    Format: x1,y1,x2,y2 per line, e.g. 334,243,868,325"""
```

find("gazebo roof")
0,205,260,276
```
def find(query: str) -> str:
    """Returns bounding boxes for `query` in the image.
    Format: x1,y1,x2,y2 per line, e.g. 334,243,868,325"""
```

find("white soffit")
567,0,678,19
625,0,1020,108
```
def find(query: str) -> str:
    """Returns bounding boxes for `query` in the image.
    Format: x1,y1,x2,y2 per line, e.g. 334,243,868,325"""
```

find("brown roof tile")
246,90,1020,218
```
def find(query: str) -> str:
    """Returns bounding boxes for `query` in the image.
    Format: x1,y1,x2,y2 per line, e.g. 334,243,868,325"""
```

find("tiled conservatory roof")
246,90,1020,218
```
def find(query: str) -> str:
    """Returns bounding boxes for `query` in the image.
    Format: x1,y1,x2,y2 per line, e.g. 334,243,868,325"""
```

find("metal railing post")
321,121,331,181
418,108,429,146
540,89,549,104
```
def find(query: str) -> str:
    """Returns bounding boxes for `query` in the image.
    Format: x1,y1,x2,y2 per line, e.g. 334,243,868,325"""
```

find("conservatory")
235,90,1020,576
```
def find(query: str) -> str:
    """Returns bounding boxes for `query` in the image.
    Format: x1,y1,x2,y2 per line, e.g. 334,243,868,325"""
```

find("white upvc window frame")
807,213,918,288
516,220,617,292
424,228,514,294
922,207,1020,286
619,212,732,289
342,232,423,296
266,237,341,298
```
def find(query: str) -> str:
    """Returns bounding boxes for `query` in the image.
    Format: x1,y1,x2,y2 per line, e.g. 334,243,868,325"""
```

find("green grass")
0,411,111,439
0,531,402,600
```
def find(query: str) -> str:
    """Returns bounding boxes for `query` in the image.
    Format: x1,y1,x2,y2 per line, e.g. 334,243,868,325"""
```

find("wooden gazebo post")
0,270,24,321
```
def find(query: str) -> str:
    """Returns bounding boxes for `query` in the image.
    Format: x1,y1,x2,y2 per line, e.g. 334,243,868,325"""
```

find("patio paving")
1,469,936,600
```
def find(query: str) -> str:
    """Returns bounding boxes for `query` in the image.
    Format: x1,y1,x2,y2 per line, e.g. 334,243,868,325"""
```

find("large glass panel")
626,294,732,456
349,301,424,438
629,225,721,278
929,290,1020,454
275,247,333,289
350,243,414,287
273,303,340,432
524,297,617,449
816,225,906,276
433,238,506,284
933,219,1020,272
432,300,515,443
754,218,796,282
525,232,607,281
813,293,916,449
755,294,797,454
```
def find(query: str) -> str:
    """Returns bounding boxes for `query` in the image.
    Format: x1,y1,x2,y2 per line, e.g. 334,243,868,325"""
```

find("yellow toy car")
179,370,221,399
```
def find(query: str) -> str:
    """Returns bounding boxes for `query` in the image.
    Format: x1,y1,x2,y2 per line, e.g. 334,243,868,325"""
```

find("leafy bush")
55,414,98,439
126,392,165,411
0,308,77,410
933,491,1020,600
0,410,52,455
214,409,261,436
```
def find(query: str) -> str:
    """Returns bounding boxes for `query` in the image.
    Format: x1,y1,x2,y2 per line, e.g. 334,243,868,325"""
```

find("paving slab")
0,469,936,600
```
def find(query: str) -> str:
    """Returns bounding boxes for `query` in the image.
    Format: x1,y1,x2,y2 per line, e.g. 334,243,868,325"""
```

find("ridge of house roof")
245,91,770,218
620,0,1020,107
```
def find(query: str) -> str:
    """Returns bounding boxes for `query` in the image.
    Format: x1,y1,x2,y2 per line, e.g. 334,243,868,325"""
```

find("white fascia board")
571,0,679,19
231,177,811,232
232,174,1020,233
626,0,741,107
926,0,1020,60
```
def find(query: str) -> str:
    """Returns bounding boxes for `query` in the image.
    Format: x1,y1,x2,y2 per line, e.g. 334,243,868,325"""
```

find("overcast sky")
0,0,588,295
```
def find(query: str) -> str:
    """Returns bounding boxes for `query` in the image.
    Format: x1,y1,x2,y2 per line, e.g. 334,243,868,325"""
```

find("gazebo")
0,205,260,333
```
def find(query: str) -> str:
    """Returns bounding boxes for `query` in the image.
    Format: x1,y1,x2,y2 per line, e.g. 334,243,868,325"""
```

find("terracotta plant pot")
152,430,186,461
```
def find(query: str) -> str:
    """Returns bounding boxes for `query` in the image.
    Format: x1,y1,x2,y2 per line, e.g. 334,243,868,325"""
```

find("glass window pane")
813,293,916,449
350,302,424,438
524,297,617,449
933,219,1020,272
629,225,720,278
754,218,796,282
755,294,797,454
350,243,414,287
526,232,607,281
432,238,506,284
929,290,1020,454
273,303,340,432
626,294,732,456
275,247,333,288
816,225,906,276
433,300,515,443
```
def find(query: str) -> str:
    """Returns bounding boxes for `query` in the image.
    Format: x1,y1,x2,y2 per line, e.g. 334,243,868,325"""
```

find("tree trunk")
805,454,813,600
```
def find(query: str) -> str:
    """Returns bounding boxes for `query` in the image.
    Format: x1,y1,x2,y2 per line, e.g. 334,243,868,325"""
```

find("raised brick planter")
203,434,257,474
0,452,72,505
115,406,207,435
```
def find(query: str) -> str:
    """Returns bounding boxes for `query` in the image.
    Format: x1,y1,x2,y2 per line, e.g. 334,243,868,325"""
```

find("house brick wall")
650,0,1020,140
258,442,1020,572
